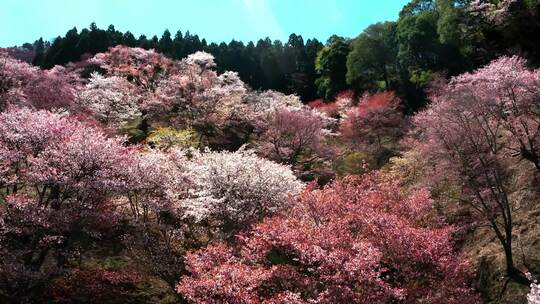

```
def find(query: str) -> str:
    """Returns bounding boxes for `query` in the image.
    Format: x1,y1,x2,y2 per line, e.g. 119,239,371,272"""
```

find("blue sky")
1,0,409,47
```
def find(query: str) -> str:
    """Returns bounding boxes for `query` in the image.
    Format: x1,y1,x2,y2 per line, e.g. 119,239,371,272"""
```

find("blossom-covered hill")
0,42,539,303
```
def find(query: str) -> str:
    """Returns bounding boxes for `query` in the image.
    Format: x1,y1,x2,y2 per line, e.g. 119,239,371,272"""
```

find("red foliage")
339,91,404,165
356,91,400,116
335,89,354,101
178,174,479,303
307,98,325,108
308,98,339,118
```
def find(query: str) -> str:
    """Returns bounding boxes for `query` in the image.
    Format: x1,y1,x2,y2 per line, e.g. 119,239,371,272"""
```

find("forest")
0,0,540,303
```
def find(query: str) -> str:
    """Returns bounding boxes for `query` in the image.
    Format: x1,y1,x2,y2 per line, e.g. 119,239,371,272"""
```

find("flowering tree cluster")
0,51,39,109
176,148,303,232
339,91,404,166
411,56,540,284
87,47,312,153
0,52,79,111
0,108,132,301
449,56,540,171
308,90,356,119
178,174,479,303
0,46,494,302
243,90,339,181
255,107,335,179
77,72,141,128
89,45,176,90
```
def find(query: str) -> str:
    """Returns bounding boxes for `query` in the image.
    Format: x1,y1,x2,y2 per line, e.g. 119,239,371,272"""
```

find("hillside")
1,0,540,303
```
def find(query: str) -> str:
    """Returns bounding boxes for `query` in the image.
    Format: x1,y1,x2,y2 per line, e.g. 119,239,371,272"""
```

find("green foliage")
334,152,371,176
147,127,201,150
397,8,440,73
409,69,433,87
119,116,148,143
346,22,398,92
315,35,350,100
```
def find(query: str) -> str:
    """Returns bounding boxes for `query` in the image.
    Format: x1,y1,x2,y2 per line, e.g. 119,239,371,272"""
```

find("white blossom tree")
77,72,141,128
173,148,303,230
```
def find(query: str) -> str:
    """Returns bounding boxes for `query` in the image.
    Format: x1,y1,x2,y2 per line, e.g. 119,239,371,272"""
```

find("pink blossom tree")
0,108,133,301
449,56,540,171
411,57,540,284
255,107,336,181
89,45,176,90
23,65,80,110
178,174,479,303
0,52,40,110
0,52,80,111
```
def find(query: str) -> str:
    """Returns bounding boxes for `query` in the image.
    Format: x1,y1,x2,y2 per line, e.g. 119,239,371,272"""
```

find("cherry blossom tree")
256,108,331,164
0,52,80,111
248,90,304,114
184,51,216,70
339,91,404,166
449,56,540,171
77,72,141,128
143,51,250,140
175,148,303,233
178,174,479,303
0,108,133,301
529,282,540,304
24,65,80,110
415,58,538,285
0,52,40,110
89,45,176,90
116,148,193,288
119,147,303,285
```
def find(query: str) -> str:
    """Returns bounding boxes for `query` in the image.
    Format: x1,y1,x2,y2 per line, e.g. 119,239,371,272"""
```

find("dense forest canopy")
1,0,540,303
